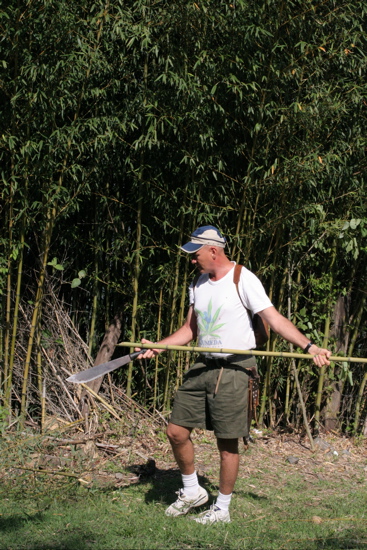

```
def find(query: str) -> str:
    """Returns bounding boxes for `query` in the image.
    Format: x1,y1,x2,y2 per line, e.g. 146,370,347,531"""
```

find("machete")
66,350,141,384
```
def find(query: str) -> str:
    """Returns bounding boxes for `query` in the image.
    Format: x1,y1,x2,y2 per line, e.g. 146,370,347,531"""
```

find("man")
137,225,331,524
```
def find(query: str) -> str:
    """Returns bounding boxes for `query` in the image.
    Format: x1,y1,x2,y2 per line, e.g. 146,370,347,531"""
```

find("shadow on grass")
0,513,36,533
258,524,367,550
125,463,214,507
0,513,98,550
277,532,367,550
123,462,269,508
235,489,268,501
314,531,367,550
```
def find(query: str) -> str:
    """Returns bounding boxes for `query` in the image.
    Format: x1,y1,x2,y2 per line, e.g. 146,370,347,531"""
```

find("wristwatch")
303,341,314,353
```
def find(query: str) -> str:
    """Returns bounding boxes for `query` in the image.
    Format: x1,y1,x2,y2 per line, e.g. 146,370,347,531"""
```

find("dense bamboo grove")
1,0,366,433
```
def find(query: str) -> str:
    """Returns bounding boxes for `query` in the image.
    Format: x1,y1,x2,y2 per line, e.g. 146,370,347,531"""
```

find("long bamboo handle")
118,342,367,364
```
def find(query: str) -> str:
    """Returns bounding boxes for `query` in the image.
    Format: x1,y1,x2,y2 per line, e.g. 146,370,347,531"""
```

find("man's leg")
192,438,237,524
165,422,208,516
217,437,239,494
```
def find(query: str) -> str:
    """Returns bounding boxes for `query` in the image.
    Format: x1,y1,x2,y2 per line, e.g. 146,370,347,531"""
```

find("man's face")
191,246,213,273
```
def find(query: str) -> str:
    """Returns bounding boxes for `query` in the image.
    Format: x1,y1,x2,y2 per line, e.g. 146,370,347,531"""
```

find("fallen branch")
4,465,82,479
80,383,122,421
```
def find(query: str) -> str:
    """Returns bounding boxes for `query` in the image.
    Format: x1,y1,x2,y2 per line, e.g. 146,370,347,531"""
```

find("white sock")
182,471,200,497
215,491,232,512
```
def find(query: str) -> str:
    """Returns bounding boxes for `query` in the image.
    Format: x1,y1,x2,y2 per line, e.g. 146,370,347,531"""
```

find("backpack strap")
233,264,242,287
233,264,248,311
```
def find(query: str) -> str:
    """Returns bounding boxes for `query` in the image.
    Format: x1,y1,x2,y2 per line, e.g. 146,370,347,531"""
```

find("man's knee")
166,423,191,446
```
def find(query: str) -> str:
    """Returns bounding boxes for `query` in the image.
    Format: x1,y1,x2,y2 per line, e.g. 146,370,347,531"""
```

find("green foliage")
47,257,64,271
0,0,366,431
71,270,87,289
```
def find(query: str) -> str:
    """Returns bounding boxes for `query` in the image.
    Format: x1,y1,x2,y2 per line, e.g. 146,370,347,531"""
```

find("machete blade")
66,350,141,384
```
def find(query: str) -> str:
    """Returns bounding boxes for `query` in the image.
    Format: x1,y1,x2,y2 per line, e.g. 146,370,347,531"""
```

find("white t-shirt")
189,262,272,356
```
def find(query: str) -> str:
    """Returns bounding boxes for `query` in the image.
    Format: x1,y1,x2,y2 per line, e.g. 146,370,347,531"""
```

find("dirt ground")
58,423,367,492
3,411,366,496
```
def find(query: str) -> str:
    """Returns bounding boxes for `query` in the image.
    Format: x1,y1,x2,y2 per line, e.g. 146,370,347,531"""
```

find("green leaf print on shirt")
197,299,226,338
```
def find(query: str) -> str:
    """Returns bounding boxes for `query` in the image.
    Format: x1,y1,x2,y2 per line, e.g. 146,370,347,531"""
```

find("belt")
199,354,252,367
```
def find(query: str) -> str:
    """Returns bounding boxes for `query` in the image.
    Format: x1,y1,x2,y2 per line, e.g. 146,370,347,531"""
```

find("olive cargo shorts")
169,356,257,439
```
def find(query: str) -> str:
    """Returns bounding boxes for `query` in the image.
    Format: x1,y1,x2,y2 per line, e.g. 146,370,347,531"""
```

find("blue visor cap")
181,225,227,253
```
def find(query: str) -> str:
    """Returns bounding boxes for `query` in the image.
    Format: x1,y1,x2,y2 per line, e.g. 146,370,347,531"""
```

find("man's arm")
136,305,197,359
258,306,331,367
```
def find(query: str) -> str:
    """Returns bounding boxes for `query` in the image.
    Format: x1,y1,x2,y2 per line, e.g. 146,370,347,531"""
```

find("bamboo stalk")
347,291,366,359
285,270,302,420
314,243,336,427
20,245,48,423
153,288,163,412
118,342,367,363
88,256,99,356
353,370,367,433
258,341,275,426
285,264,315,447
3,187,14,399
245,193,261,264
291,359,315,451
127,190,142,397
285,257,295,422
338,289,367,427
0,328,3,392
5,225,25,413
3,3,21,401
163,210,186,410
257,221,288,426
88,205,99,356
6,90,29,414
36,327,43,429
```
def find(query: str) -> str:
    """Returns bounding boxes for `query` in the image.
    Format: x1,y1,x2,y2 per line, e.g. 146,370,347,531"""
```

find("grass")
0,426,366,550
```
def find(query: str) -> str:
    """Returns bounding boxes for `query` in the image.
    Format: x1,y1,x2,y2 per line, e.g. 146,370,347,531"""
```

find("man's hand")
308,344,331,368
135,338,162,360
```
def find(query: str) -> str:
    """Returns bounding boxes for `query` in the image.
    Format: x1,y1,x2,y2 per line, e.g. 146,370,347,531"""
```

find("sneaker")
165,486,209,517
193,504,231,524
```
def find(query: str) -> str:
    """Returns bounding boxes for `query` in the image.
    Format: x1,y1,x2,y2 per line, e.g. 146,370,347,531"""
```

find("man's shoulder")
236,265,267,291
236,264,256,279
